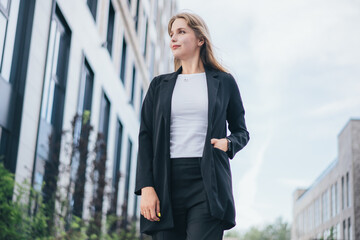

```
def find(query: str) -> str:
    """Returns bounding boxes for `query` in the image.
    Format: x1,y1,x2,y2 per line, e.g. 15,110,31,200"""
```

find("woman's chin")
172,52,185,59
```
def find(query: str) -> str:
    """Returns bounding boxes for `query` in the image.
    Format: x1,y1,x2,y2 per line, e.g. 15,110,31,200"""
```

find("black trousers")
151,157,224,240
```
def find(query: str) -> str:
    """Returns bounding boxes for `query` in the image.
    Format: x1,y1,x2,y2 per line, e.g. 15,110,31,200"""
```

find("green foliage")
225,216,291,240
0,162,49,239
0,162,140,239
0,112,140,239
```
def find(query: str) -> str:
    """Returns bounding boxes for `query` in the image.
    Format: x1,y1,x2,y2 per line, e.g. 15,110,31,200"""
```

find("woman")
134,12,250,240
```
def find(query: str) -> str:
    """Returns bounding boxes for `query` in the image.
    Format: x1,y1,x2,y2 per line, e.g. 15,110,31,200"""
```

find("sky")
176,0,360,234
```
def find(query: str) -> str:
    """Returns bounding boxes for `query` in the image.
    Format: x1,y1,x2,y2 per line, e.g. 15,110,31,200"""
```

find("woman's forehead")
171,19,188,32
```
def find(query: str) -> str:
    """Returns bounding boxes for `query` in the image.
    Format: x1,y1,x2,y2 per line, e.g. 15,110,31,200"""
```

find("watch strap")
225,137,232,152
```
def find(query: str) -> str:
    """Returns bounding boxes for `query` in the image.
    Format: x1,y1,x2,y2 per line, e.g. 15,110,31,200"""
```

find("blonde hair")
168,12,229,73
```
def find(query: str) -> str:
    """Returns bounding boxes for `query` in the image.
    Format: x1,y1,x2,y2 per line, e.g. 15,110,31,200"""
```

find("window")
1,0,19,83
120,35,127,83
323,228,331,239
332,225,337,239
336,223,341,240
90,92,111,217
0,0,10,72
314,197,321,227
130,65,136,105
341,176,345,210
297,212,303,236
99,92,111,143
73,59,94,144
40,16,71,124
138,87,143,120
143,17,148,57
0,126,9,164
149,42,155,78
335,181,339,215
348,218,352,240
305,207,310,234
86,0,97,21
309,204,314,231
122,138,132,227
33,5,71,206
106,2,115,56
346,172,350,207
109,120,123,215
322,189,330,222
132,195,138,221
331,182,338,217
72,58,94,218
134,0,140,32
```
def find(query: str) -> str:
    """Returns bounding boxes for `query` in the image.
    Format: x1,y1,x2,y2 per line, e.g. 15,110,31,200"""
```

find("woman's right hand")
140,186,161,221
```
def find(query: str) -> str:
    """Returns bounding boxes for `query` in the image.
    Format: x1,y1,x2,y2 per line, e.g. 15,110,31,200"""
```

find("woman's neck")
180,60,205,74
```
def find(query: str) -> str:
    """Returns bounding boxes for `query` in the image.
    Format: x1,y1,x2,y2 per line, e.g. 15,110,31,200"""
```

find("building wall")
292,119,360,240
349,120,360,240
1,0,178,232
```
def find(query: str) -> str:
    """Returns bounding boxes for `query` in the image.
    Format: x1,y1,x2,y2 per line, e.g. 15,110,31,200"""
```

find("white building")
0,0,177,234
292,119,360,240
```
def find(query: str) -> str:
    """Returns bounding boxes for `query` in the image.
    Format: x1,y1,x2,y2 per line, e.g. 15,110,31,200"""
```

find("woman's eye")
170,30,185,37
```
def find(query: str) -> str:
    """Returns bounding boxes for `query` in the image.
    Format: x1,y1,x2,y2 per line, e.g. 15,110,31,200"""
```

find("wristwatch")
225,137,232,152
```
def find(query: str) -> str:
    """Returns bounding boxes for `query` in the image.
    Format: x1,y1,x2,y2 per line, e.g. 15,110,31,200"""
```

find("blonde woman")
134,12,250,240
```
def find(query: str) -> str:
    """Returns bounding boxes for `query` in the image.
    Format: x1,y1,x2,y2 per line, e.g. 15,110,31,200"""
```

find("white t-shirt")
170,72,208,158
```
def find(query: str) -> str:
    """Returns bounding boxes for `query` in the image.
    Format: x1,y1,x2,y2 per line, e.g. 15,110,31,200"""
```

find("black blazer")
134,65,250,235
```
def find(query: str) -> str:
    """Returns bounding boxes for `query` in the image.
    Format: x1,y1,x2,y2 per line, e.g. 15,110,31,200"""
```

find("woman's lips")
172,45,180,49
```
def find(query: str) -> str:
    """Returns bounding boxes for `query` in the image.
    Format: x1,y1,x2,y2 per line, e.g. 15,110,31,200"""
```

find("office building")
292,119,360,240
0,0,177,234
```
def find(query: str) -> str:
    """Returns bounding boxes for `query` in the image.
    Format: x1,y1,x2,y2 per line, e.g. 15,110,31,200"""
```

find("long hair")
167,12,229,73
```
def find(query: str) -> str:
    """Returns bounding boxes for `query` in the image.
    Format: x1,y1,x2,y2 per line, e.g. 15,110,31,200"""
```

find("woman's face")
169,18,203,60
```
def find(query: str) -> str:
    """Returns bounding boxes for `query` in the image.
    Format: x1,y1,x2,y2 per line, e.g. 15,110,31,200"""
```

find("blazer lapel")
160,65,220,129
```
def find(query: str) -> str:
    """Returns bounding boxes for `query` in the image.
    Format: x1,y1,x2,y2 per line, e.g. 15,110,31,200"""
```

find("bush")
0,162,139,240
0,112,141,239
0,162,48,239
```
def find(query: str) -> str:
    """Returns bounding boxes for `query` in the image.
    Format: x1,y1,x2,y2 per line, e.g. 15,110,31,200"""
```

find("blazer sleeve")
225,73,250,160
134,76,158,195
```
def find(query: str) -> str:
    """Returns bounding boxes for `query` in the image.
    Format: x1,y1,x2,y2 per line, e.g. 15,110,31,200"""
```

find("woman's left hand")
211,138,228,152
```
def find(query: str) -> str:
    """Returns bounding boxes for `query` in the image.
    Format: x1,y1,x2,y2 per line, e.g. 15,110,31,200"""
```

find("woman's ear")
198,38,205,47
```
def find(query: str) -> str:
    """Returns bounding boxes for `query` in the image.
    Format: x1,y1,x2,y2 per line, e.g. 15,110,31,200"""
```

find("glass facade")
0,127,9,162
331,182,338,217
120,35,127,84
130,64,136,105
2,0,175,233
71,58,94,218
122,137,132,226
0,0,10,72
106,1,115,56
346,172,350,207
109,120,123,215
33,6,71,198
86,0,97,21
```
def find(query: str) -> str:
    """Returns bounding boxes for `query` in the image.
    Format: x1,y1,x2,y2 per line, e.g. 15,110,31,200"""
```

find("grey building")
292,119,360,240
0,0,177,235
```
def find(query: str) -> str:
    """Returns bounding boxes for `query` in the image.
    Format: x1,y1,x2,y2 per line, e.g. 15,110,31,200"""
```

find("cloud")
276,177,312,189
234,120,274,231
178,0,360,233
306,97,360,118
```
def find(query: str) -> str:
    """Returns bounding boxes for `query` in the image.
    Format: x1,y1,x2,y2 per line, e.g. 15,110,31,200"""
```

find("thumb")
211,138,217,144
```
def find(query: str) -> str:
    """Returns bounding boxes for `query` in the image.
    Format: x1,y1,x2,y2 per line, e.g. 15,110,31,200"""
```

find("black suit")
134,65,250,235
